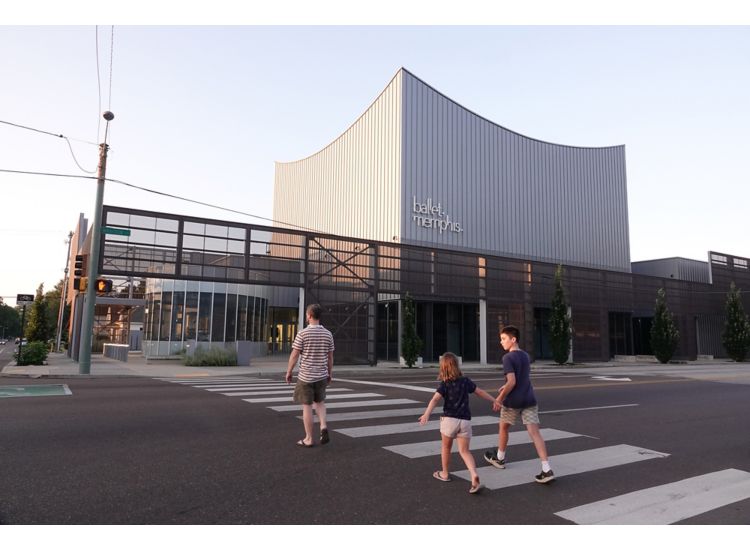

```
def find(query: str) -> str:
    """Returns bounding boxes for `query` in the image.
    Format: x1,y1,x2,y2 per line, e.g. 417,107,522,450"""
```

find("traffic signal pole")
78,112,113,374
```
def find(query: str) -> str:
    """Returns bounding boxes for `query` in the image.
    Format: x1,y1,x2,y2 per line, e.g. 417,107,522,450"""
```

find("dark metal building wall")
99,205,747,364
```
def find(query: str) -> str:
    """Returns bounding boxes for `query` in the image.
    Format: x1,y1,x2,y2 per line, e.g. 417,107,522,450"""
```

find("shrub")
651,288,680,363
401,293,422,368
184,348,238,366
550,264,572,364
14,341,49,366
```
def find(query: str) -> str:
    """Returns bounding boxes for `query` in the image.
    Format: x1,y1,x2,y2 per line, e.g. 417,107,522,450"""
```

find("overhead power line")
0,119,98,174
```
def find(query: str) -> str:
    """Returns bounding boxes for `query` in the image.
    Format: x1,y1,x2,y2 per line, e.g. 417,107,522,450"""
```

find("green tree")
0,301,22,339
25,283,52,343
44,279,70,347
550,264,572,364
722,282,750,362
401,293,422,368
651,287,680,363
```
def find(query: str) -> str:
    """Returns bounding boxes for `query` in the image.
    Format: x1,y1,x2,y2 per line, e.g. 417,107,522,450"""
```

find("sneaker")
535,469,555,483
483,450,506,469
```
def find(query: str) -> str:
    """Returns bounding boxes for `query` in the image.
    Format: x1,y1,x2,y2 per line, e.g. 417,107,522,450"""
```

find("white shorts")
500,405,540,425
440,416,472,439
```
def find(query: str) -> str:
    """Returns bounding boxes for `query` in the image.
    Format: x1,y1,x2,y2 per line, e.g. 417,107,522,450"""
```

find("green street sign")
101,226,131,236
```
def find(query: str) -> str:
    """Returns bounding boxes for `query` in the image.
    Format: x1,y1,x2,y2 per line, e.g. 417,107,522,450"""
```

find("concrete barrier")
103,343,129,362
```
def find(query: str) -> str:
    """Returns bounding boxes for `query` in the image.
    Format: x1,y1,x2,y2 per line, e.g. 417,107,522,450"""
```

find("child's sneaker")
535,469,555,483
483,450,506,469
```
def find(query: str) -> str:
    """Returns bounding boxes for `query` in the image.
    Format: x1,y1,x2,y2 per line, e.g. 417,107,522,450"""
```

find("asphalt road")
0,342,17,368
1,368,749,524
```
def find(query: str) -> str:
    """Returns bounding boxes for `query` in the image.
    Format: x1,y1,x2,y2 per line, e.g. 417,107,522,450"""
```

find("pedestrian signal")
74,277,88,292
95,279,113,293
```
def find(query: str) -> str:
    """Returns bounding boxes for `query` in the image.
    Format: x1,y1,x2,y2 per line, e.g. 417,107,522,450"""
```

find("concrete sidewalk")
1,349,736,379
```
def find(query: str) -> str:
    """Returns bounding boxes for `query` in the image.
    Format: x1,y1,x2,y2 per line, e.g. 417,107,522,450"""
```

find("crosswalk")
156,375,750,523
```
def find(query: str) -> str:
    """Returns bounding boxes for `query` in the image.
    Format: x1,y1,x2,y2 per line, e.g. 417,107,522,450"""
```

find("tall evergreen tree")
401,293,422,368
651,287,680,363
722,282,750,362
549,264,572,364
25,283,52,343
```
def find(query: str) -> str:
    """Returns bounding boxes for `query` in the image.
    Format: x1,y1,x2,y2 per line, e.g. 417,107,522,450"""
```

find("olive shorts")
293,379,328,405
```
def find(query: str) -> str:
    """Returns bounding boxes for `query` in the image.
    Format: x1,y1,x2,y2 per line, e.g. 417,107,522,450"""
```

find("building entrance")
416,302,479,362
268,307,298,355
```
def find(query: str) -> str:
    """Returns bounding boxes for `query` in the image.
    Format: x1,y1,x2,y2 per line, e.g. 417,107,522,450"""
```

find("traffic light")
95,279,113,293
74,277,88,291
73,254,86,291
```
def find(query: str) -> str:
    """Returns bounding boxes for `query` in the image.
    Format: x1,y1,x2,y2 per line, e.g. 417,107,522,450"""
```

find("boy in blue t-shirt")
483,325,555,483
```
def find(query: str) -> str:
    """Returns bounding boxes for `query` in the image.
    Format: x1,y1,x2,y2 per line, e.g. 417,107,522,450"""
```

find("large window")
211,292,226,342
198,292,212,341
185,291,198,340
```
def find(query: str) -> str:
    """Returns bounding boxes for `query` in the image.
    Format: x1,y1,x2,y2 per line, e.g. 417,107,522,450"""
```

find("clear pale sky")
2,23,749,306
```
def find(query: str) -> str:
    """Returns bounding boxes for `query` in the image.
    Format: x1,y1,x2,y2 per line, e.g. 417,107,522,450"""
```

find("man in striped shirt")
285,303,335,447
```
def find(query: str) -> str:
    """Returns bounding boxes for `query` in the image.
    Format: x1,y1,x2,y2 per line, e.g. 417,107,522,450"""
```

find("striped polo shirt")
292,324,335,383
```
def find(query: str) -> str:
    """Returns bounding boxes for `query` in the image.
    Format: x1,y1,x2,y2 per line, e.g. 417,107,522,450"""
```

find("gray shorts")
440,416,472,439
293,379,327,405
500,405,540,425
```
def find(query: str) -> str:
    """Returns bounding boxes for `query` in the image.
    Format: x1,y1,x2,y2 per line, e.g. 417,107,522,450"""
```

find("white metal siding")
273,72,402,243
400,71,631,272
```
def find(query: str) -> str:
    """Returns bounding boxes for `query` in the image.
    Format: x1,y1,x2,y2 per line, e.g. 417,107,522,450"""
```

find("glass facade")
143,279,271,358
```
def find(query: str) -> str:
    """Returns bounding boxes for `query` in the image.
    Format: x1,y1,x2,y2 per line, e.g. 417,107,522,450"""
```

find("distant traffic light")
95,279,113,293
74,254,84,276
73,254,86,291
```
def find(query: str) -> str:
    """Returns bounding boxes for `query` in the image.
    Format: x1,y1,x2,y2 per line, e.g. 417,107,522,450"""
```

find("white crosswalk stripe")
334,416,501,438
202,384,293,391
555,469,750,524
219,388,352,397
307,407,443,423
270,399,420,411
384,428,582,459
452,444,669,489
241,392,383,404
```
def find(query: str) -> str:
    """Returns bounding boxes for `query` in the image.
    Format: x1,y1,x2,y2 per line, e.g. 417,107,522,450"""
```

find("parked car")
0,339,7,345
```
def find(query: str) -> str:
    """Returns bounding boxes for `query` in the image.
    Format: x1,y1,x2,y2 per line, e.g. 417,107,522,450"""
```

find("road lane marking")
453,444,669,489
241,392,383,403
269,398,420,411
305,407,444,423
555,469,750,524
541,404,639,414
385,428,583,459
591,376,632,382
334,378,436,393
535,378,695,391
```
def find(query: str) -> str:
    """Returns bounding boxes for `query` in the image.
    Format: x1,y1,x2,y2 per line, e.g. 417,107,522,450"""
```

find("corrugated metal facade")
400,70,630,272
631,257,710,283
274,68,630,272
273,71,403,244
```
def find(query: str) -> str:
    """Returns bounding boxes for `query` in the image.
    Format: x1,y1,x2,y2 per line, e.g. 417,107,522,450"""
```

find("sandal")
296,439,314,448
433,471,451,482
469,477,483,494
320,428,330,445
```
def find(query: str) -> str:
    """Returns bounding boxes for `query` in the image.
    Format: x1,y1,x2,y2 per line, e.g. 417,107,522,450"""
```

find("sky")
1,19,749,307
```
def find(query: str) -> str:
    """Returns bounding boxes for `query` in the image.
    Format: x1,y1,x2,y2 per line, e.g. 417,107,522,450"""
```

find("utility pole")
55,231,74,353
78,111,114,374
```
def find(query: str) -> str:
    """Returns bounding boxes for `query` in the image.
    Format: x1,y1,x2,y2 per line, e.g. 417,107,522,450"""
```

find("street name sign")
101,226,131,236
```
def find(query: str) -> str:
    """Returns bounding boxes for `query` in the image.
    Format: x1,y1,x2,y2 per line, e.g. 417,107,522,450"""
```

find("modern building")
70,68,750,365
